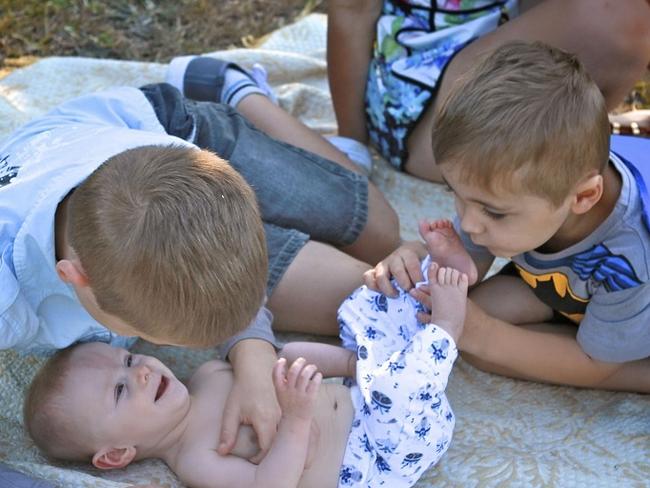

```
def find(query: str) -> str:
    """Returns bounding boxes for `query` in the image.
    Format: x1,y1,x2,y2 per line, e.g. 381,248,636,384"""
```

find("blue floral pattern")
337,256,458,487
365,0,518,168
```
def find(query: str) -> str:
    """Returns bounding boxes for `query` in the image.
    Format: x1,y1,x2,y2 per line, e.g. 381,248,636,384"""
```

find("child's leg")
167,57,400,264
235,94,400,265
268,241,370,335
404,0,650,182
462,276,650,391
419,219,478,285
280,342,356,378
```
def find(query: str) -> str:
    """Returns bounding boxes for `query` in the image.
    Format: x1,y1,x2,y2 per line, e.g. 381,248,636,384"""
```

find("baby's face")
442,166,572,258
61,342,190,452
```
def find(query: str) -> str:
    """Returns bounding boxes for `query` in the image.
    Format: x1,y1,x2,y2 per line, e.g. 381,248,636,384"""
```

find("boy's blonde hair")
23,346,91,461
433,41,610,206
69,145,267,347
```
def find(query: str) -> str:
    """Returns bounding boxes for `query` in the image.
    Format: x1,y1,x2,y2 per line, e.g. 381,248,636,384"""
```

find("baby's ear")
92,446,137,470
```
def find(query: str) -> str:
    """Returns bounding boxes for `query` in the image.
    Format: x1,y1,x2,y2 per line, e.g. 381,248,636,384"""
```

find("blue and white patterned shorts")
366,0,519,169
337,258,457,487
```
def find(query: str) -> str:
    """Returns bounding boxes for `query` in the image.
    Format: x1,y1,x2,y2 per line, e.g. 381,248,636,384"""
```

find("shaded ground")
0,0,324,65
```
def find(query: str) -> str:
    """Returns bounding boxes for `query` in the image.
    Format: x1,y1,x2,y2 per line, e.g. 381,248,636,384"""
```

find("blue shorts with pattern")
337,259,457,487
365,0,519,169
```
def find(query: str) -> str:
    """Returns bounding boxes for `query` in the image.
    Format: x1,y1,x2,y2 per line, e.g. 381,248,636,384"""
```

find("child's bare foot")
419,219,478,285
427,262,468,343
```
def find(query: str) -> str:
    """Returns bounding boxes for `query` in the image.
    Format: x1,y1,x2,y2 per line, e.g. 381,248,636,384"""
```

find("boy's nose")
460,210,483,235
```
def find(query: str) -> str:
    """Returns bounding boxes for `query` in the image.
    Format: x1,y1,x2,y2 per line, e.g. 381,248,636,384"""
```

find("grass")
0,0,324,65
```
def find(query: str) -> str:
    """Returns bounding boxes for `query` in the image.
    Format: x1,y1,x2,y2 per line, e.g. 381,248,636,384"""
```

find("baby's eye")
115,383,125,403
443,183,454,193
125,354,133,367
482,207,506,220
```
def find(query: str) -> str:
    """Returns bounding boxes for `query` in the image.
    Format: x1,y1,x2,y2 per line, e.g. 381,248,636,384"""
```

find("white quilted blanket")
0,14,648,488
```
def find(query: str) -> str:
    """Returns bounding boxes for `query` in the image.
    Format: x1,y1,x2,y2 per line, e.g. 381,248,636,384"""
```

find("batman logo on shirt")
515,244,642,323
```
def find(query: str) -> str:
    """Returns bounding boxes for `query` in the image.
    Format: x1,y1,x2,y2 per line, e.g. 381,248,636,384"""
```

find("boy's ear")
570,173,603,215
92,446,137,470
55,259,89,287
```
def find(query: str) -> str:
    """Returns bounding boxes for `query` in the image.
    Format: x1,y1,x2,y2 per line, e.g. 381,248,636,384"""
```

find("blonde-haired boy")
1,58,400,467
367,41,650,391
62,145,267,347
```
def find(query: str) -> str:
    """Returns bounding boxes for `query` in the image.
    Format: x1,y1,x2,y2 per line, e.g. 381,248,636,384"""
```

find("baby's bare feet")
428,262,468,343
419,219,478,285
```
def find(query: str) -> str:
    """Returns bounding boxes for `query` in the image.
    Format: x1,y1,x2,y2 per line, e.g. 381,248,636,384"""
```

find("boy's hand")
363,240,428,297
219,340,281,464
273,358,322,422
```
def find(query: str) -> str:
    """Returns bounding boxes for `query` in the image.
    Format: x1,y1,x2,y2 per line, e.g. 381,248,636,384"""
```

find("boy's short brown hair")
69,145,267,347
23,346,89,461
433,41,610,206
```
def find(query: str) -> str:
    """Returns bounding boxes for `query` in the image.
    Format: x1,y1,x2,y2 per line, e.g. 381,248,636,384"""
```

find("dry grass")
0,0,324,65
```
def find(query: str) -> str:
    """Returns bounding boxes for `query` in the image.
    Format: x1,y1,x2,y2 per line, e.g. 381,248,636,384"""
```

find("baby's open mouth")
155,375,169,402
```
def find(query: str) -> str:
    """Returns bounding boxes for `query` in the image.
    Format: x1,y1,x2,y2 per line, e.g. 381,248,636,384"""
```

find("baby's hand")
272,358,322,422
363,240,428,297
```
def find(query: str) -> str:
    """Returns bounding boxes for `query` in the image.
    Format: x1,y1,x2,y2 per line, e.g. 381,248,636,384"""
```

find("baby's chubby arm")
178,358,322,488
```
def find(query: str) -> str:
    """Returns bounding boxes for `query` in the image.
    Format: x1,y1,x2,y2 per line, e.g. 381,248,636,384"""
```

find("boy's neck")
135,395,195,466
545,160,621,253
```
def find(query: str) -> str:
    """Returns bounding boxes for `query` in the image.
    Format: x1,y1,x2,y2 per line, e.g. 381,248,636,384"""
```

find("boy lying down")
25,257,468,488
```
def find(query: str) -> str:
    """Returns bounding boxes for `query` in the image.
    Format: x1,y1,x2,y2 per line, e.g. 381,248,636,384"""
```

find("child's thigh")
267,240,371,336
469,273,554,325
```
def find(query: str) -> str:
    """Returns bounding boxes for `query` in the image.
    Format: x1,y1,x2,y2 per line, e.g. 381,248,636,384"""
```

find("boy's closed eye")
481,207,506,220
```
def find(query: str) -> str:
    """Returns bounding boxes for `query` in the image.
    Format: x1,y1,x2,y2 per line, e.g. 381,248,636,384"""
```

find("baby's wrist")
280,412,313,435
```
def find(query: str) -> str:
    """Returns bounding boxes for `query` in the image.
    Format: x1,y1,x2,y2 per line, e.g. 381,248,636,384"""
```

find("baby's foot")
428,262,468,343
419,219,478,285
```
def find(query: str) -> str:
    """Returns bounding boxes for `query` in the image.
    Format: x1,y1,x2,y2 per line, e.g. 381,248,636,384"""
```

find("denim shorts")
140,83,369,294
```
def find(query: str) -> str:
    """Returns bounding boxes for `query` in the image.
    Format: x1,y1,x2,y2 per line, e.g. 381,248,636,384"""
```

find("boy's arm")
327,0,382,142
219,338,280,462
179,359,320,488
461,300,650,392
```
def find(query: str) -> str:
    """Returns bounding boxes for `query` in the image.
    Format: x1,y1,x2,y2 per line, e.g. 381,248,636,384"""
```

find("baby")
24,233,468,488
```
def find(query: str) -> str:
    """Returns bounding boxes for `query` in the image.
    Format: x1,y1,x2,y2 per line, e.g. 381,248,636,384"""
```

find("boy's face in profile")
442,166,573,258
59,343,190,455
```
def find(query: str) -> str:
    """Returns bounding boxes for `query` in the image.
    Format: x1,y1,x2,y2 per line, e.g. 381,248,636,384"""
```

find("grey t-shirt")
458,153,650,363
217,304,279,359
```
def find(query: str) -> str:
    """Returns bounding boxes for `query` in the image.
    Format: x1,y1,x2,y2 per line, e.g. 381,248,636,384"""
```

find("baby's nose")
134,364,151,384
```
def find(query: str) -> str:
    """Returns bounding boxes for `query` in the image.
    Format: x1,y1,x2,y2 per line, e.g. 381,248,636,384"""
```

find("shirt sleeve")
577,282,650,362
217,305,280,360
0,244,41,352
